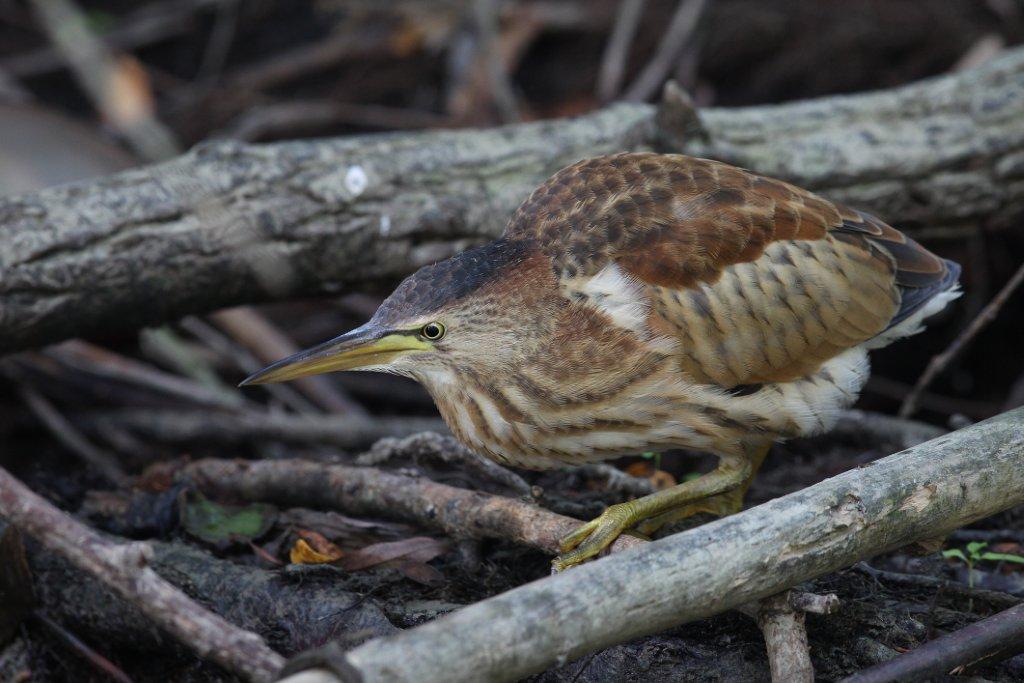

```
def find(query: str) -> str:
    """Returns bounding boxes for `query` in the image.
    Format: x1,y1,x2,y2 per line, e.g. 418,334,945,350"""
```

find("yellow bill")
238,326,430,386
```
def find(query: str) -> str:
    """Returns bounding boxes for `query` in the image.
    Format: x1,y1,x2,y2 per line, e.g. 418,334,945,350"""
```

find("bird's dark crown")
372,237,537,324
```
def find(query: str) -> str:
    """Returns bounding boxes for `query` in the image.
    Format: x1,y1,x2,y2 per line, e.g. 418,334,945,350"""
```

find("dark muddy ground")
2,1,1024,681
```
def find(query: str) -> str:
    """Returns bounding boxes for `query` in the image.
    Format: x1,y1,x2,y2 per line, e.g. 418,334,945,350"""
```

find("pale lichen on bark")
330,408,1024,683
1,50,1023,353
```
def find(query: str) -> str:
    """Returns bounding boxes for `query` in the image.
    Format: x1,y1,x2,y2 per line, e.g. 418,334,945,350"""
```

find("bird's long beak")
238,325,430,386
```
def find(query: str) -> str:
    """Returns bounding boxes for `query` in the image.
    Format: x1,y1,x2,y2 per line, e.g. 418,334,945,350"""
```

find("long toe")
634,489,745,537
552,503,636,571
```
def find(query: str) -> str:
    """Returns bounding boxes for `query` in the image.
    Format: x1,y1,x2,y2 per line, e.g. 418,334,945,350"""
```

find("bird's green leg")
553,455,753,571
634,442,771,536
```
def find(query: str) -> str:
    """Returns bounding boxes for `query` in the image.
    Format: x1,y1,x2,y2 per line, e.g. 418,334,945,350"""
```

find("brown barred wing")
504,153,930,387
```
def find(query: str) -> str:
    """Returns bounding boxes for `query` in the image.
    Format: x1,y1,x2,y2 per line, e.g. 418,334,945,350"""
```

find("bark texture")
26,540,397,658
181,457,645,556
0,466,285,682
2,50,1024,353
321,408,1024,682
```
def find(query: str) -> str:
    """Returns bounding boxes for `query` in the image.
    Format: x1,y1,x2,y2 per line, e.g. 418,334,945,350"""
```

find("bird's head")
240,238,559,390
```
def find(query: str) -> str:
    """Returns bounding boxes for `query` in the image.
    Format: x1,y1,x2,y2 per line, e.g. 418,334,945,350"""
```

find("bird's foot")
552,501,640,571
633,489,744,537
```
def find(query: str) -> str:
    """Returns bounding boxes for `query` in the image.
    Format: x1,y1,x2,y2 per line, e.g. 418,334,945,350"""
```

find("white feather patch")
865,285,961,350
580,263,649,329
577,263,677,353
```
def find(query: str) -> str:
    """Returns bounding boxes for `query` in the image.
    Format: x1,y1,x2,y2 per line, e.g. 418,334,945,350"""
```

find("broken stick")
250,407,1024,682
0,466,285,682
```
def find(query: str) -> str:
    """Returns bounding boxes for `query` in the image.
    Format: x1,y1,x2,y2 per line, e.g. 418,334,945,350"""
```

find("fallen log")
2,50,1024,353
25,539,397,658
840,601,1024,682
181,454,646,557
277,407,1024,682
180,437,830,681
0,466,286,682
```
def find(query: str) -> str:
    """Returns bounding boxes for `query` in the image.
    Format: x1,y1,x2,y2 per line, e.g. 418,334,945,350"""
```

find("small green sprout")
640,451,662,471
942,541,1024,589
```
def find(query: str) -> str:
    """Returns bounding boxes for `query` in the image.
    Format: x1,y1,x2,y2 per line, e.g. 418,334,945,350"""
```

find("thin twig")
184,453,831,682
473,0,520,123
223,100,453,141
577,463,654,497
2,0,221,77
73,408,446,451
831,410,945,450
866,376,998,420
900,261,1024,418
138,325,241,399
789,591,841,615
840,602,1024,683
28,0,179,161
596,0,647,102
950,528,1024,545
32,611,136,683
227,25,396,93
210,307,367,417
179,316,320,415
194,0,238,84
0,466,285,682
851,562,1020,610
180,457,642,556
622,0,707,102
15,384,128,487
38,340,245,410
357,432,532,497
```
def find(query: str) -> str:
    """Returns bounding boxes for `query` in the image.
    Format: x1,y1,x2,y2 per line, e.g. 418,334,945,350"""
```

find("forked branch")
0,466,285,682
254,407,1024,682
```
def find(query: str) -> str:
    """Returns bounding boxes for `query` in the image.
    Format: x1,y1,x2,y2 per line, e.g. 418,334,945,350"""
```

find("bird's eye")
421,322,445,340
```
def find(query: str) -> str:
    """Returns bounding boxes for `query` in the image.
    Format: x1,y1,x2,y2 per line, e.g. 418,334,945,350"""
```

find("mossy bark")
331,408,1024,683
2,50,1024,353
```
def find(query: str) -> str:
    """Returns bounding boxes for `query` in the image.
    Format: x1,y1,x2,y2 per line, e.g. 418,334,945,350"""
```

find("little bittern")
242,153,960,570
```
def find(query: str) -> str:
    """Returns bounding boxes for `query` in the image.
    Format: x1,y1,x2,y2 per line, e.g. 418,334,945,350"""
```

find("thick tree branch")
0,466,285,682
181,435,830,682
180,454,646,557
841,601,1024,683
2,50,1024,353
24,539,397,658
274,407,1023,682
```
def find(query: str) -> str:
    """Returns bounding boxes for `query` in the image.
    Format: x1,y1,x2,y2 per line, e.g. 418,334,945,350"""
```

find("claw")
552,502,638,571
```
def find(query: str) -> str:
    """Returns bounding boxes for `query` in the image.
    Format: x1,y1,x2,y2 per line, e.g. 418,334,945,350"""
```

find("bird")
241,152,961,571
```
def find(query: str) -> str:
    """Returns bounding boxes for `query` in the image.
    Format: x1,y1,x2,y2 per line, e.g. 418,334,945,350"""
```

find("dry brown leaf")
136,457,190,492
290,538,341,565
649,470,677,490
249,541,284,566
392,559,445,586
290,529,345,564
104,55,155,127
625,462,652,478
295,529,344,558
337,536,449,572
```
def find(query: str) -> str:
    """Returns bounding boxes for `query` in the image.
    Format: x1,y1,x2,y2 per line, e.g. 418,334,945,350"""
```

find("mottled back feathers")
503,153,959,387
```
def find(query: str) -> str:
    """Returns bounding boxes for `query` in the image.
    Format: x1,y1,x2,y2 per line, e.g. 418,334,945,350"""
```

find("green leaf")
966,541,989,558
979,552,1024,564
942,548,968,563
179,489,276,547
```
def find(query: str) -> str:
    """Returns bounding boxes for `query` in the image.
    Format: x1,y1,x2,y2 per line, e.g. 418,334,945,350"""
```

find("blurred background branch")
2,2,1024,681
